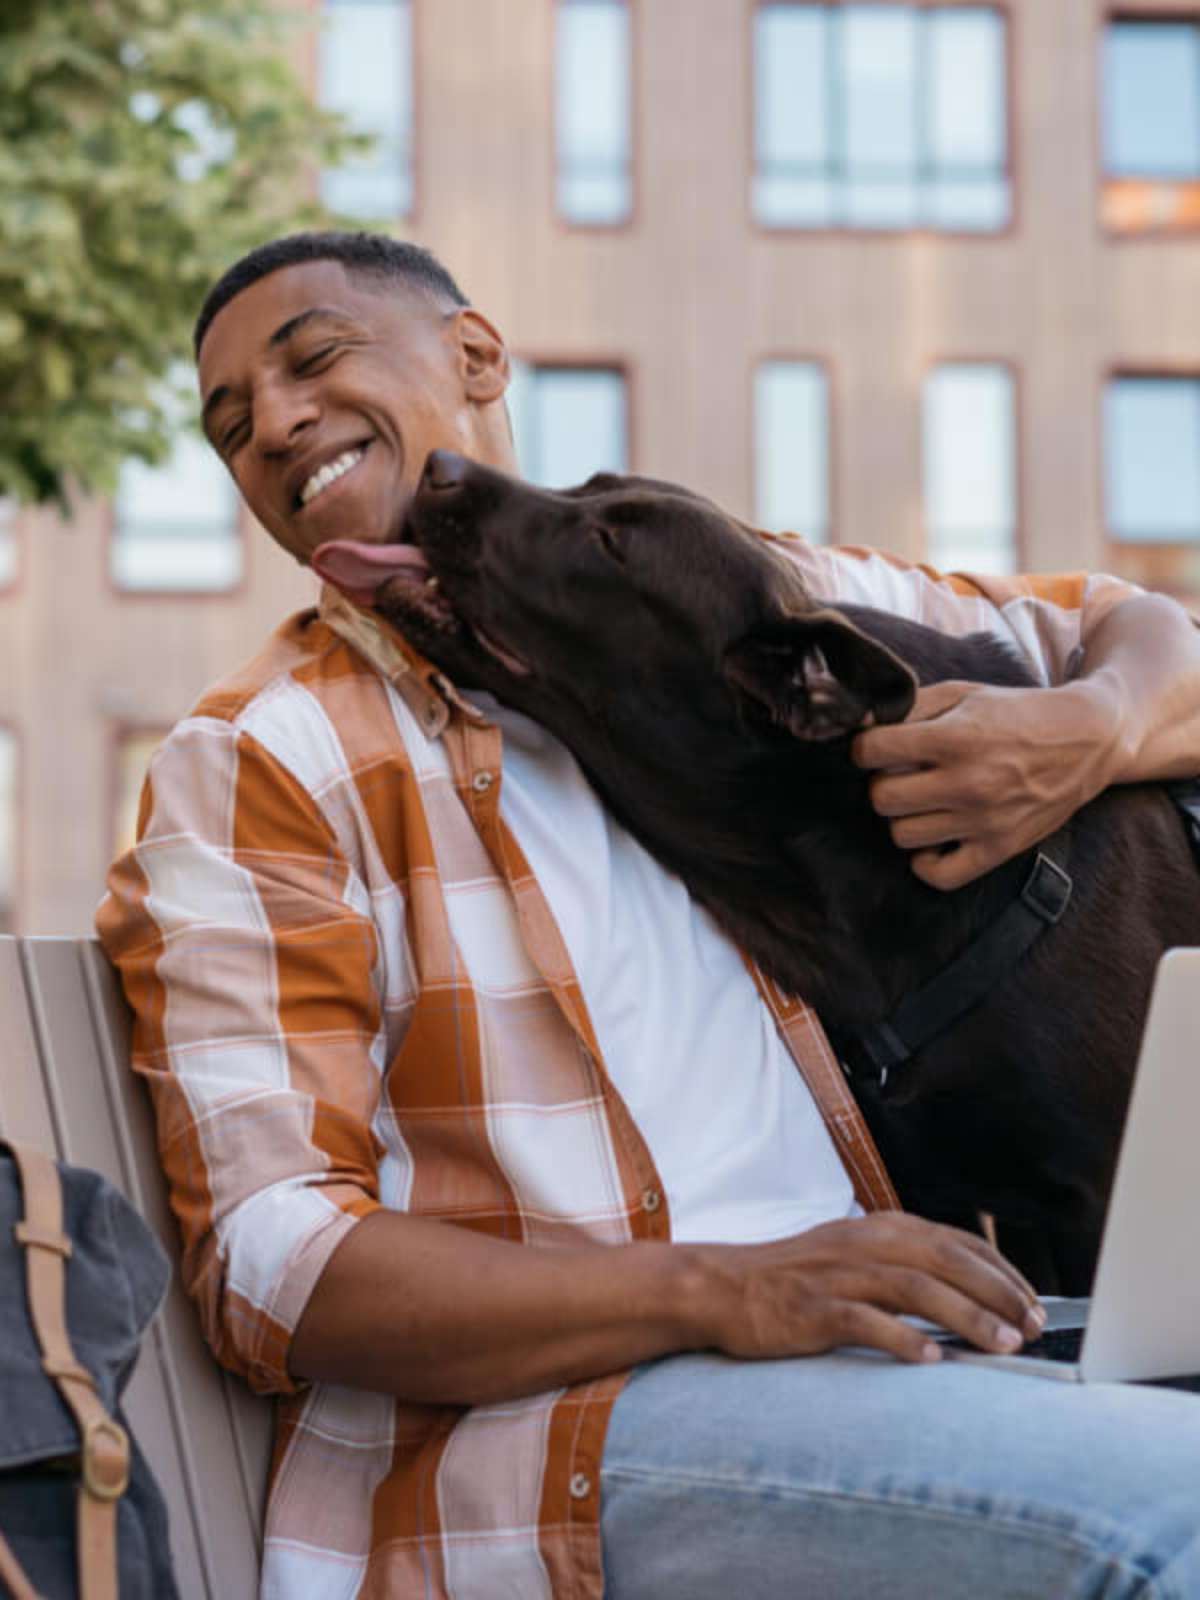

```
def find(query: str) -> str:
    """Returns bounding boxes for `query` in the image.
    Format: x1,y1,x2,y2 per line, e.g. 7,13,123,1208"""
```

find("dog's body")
316,454,1200,1291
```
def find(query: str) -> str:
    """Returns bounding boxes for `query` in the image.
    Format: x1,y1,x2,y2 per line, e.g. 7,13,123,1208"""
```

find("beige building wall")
4,0,1199,934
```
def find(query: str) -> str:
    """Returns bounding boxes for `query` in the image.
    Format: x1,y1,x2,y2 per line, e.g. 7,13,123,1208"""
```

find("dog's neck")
577,708,1028,1029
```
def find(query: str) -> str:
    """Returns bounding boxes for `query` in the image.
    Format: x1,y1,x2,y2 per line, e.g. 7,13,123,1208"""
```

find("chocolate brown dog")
316,450,1200,1292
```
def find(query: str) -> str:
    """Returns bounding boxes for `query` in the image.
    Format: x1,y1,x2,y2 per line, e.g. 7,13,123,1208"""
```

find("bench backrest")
0,935,272,1599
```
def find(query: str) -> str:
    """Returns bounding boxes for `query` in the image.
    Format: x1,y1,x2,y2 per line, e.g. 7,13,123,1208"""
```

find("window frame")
508,356,635,485
921,356,1024,576
552,0,638,231
1100,366,1200,593
317,0,419,223
106,489,247,603
751,354,836,544
749,0,1017,239
1099,9,1200,238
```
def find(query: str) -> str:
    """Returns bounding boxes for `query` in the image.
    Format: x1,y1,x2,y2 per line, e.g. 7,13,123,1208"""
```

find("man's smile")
299,444,368,507
286,437,375,513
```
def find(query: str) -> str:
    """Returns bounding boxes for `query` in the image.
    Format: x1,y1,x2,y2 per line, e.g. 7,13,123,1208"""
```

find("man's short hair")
193,231,471,355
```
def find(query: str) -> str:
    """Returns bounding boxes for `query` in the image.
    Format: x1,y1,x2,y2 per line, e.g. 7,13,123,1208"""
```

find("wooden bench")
0,935,271,1598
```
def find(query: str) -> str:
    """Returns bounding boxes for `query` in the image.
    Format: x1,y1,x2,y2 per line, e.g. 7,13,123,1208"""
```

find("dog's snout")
424,449,470,491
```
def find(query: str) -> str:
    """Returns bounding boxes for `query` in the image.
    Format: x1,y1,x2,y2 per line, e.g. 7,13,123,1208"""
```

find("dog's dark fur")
376,452,1200,1292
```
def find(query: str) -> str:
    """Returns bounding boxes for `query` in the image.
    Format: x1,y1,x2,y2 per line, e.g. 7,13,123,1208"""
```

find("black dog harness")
830,776,1200,1090
830,830,1073,1088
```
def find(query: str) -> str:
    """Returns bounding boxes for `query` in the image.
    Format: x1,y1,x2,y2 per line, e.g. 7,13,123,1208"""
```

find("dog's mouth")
311,538,532,678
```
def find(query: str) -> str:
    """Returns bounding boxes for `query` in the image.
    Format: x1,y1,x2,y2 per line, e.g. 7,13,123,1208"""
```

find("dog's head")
314,452,916,759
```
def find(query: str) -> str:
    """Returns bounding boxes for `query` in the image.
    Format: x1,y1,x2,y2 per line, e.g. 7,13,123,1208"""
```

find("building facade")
4,0,1200,934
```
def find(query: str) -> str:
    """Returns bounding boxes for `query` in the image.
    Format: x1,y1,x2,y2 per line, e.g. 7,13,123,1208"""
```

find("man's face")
197,259,508,563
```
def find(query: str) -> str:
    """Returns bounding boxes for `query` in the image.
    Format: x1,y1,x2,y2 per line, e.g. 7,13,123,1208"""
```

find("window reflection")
1103,21,1200,232
923,364,1017,574
556,0,632,224
755,362,830,542
1106,378,1200,543
508,363,629,488
754,4,1009,232
112,367,241,593
319,0,413,218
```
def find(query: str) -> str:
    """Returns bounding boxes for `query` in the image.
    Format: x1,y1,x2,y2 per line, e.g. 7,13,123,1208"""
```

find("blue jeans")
600,1351,1200,1598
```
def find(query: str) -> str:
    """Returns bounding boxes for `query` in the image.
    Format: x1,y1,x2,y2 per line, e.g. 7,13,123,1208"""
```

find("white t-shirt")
468,691,861,1246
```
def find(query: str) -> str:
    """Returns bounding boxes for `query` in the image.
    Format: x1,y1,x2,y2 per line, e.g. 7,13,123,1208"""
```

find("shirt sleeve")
762,532,1144,688
96,715,385,1395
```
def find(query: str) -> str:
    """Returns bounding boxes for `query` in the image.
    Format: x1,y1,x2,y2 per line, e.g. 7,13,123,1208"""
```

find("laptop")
930,946,1200,1384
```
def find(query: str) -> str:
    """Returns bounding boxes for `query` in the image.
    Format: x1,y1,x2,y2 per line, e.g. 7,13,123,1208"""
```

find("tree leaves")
0,0,372,509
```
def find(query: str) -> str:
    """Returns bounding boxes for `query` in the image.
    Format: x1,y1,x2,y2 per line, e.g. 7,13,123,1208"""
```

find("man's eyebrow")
201,307,363,434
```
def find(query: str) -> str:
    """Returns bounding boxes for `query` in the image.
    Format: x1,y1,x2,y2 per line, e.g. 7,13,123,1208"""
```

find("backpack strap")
2,1140,128,1600
0,1527,43,1600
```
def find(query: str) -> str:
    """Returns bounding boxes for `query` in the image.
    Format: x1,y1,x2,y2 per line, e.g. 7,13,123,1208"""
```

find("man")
99,231,1200,1599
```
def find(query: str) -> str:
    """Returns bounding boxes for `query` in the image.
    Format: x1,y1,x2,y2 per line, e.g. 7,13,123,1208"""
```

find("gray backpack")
0,1140,179,1600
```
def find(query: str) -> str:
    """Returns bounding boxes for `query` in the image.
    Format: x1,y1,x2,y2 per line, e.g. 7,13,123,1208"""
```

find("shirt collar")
317,583,491,735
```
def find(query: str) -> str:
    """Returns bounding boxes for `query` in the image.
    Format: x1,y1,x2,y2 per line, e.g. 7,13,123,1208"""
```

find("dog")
315,450,1200,1292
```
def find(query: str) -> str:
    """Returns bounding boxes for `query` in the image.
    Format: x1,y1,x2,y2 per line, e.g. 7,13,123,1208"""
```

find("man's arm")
854,590,1200,890
289,1208,1045,1404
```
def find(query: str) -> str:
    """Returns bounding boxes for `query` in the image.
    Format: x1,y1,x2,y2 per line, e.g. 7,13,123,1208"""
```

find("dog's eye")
590,524,627,563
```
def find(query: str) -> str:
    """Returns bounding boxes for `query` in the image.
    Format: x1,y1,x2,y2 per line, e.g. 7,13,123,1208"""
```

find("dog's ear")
723,610,917,740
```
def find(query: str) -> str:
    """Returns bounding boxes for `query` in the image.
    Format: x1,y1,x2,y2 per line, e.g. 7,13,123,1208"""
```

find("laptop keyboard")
938,1324,1085,1363
1015,1325,1085,1363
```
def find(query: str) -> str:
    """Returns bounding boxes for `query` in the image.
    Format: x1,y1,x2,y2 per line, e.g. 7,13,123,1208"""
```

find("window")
112,373,241,592
753,4,1009,231
507,363,629,487
0,500,16,588
0,729,15,933
1102,20,1200,233
1106,377,1200,544
113,730,167,859
319,0,413,218
556,0,633,224
923,364,1017,573
754,362,830,541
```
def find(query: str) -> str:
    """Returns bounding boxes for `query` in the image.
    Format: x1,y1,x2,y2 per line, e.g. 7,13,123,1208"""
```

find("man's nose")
255,382,319,455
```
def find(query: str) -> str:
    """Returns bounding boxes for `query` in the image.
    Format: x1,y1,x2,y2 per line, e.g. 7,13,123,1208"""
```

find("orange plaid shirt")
97,542,1135,1599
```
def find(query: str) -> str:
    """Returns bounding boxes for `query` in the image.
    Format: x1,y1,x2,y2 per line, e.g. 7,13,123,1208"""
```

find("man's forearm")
287,1209,1045,1405
1072,591,1200,787
288,1210,706,1404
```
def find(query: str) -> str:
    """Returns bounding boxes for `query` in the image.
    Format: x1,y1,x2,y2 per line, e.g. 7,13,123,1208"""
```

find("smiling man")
99,232,1200,1600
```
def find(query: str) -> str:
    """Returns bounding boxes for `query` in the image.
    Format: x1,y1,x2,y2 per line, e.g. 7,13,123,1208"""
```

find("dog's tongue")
312,539,430,606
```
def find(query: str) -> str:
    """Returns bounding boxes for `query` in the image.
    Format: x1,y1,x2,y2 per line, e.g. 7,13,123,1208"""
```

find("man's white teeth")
300,448,365,506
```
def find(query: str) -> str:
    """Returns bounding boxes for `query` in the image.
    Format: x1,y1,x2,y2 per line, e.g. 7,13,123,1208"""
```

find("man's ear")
455,309,510,403
723,610,917,740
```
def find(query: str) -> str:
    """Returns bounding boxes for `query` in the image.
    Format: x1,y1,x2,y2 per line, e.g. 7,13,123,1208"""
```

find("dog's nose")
424,449,469,491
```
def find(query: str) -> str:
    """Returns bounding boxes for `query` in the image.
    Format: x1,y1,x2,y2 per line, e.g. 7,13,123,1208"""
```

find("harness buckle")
1021,851,1072,925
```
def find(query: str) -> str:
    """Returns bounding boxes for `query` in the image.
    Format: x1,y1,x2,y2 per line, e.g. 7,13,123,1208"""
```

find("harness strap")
831,828,1073,1087
3,1140,128,1600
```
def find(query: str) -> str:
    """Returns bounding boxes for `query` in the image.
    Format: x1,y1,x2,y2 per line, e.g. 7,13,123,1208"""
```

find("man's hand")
690,1212,1045,1366
851,679,1116,891
852,591,1200,891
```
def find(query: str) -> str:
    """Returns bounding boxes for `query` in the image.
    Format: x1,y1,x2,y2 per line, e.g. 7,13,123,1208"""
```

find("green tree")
0,0,366,508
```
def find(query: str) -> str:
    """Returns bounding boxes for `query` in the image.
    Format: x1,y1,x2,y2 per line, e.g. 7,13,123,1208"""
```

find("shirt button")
641,1188,661,1214
569,1472,591,1500
472,769,495,793
424,705,440,729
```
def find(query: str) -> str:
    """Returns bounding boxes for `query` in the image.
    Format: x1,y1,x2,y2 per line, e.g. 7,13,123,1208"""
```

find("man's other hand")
688,1212,1045,1366
851,679,1115,890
